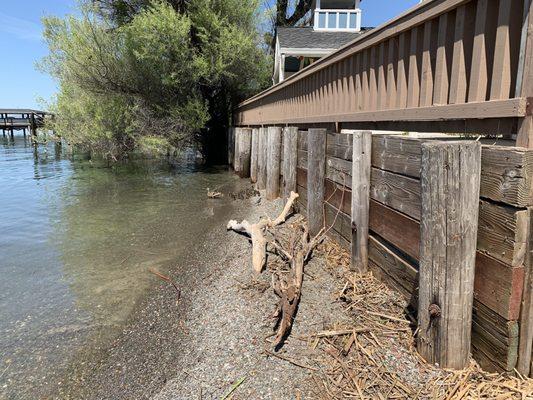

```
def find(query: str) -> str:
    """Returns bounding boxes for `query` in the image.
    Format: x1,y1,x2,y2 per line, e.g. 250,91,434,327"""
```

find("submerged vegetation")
41,0,271,161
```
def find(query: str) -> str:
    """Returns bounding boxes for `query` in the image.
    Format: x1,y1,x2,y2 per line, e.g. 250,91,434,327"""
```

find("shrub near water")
40,0,271,161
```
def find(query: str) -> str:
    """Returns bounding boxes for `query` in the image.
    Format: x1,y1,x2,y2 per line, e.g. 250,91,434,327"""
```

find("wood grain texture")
371,135,422,178
368,235,418,300
370,137,533,208
257,127,268,190
472,301,520,372
474,251,525,321
326,132,354,160
417,140,481,369
516,0,533,149
233,127,241,174
369,199,420,260
266,127,282,200
518,207,533,376
327,156,353,188
351,131,372,272
237,128,252,178
478,200,530,267
282,127,298,199
480,146,533,207
250,128,259,183
371,168,421,220
307,129,327,236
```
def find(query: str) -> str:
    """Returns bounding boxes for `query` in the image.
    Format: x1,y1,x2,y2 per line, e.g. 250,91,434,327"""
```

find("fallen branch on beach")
227,185,347,348
227,191,299,274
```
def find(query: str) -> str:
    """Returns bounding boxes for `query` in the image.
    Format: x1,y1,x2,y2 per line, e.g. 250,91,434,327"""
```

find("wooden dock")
0,109,49,138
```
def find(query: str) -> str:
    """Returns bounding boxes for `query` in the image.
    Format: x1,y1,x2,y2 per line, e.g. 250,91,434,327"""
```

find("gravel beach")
57,191,348,399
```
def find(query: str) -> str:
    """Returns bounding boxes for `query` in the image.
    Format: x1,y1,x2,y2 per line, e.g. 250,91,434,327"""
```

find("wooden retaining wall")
286,130,532,373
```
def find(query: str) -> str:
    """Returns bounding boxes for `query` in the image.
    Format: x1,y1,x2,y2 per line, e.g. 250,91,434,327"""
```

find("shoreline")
55,191,347,399
49,179,255,400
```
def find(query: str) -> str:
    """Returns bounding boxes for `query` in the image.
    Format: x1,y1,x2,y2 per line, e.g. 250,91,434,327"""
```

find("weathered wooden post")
282,127,298,200
518,207,533,376
266,126,282,200
417,141,481,370
351,131,372,272
307,128,327,237
30,113,37,142
233,128,242,175
257,127,268,190
237,128,252,178
227,127,235,168
250,128,259,183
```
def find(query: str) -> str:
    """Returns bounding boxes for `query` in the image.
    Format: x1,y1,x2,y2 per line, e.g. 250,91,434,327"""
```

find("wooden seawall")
228,0,533,377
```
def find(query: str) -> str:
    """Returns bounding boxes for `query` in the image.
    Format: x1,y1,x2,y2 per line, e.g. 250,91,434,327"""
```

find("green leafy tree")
41,0,271,161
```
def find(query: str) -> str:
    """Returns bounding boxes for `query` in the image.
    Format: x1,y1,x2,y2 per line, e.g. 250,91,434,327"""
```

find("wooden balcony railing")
235,0,533,147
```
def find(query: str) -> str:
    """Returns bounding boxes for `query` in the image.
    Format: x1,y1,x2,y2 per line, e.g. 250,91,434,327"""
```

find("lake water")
0,135,239,399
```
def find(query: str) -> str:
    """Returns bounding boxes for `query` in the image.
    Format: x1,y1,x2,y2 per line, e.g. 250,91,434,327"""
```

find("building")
273,0,369,84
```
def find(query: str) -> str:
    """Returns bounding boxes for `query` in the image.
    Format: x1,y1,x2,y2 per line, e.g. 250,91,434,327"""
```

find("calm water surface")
0,135,239,399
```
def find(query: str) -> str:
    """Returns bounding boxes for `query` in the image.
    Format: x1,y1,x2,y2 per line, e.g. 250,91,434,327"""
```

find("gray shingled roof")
277,26,368,50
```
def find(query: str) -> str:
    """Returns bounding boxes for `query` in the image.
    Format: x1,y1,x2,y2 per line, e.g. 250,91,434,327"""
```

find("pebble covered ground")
153,196,351,399
49,189,533,399
57,192,349,399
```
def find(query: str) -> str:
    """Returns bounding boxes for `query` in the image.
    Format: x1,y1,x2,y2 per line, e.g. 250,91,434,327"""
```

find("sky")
0,0,419,110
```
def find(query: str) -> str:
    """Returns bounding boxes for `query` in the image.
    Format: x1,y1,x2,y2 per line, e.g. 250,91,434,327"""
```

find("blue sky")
0,0,418,110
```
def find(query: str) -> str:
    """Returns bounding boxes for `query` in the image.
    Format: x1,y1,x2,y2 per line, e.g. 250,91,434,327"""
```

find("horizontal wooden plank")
368,235,418,298
478,200,530,267
480,146,533,207
326,156,353,188
325,179,351,215
326,132,354,161
474,252,525,321
368,199,525,320
296,184,307,215
472,301,520,372
325,202,352,245
238,98,527,126
368,137,533,207
369,199,420,260
371,135,422,178
371,168,421,220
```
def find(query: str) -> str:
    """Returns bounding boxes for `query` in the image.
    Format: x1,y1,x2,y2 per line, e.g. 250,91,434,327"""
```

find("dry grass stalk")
310,241,533,400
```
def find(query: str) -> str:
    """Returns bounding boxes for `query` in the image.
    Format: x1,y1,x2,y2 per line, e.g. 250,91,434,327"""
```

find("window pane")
328,12,337,29
318,12,326,28
349,13,357,29
339,12,348,29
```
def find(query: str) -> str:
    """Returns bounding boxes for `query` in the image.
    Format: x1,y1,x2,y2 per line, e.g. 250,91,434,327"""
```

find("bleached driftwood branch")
227,184,347,349
227,191,299,274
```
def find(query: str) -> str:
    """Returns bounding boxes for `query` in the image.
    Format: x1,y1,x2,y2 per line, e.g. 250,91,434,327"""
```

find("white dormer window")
314,0,362,32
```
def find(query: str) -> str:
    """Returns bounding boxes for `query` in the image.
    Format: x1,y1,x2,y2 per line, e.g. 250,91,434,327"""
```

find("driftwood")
227,191,299,274
228,189,342,348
